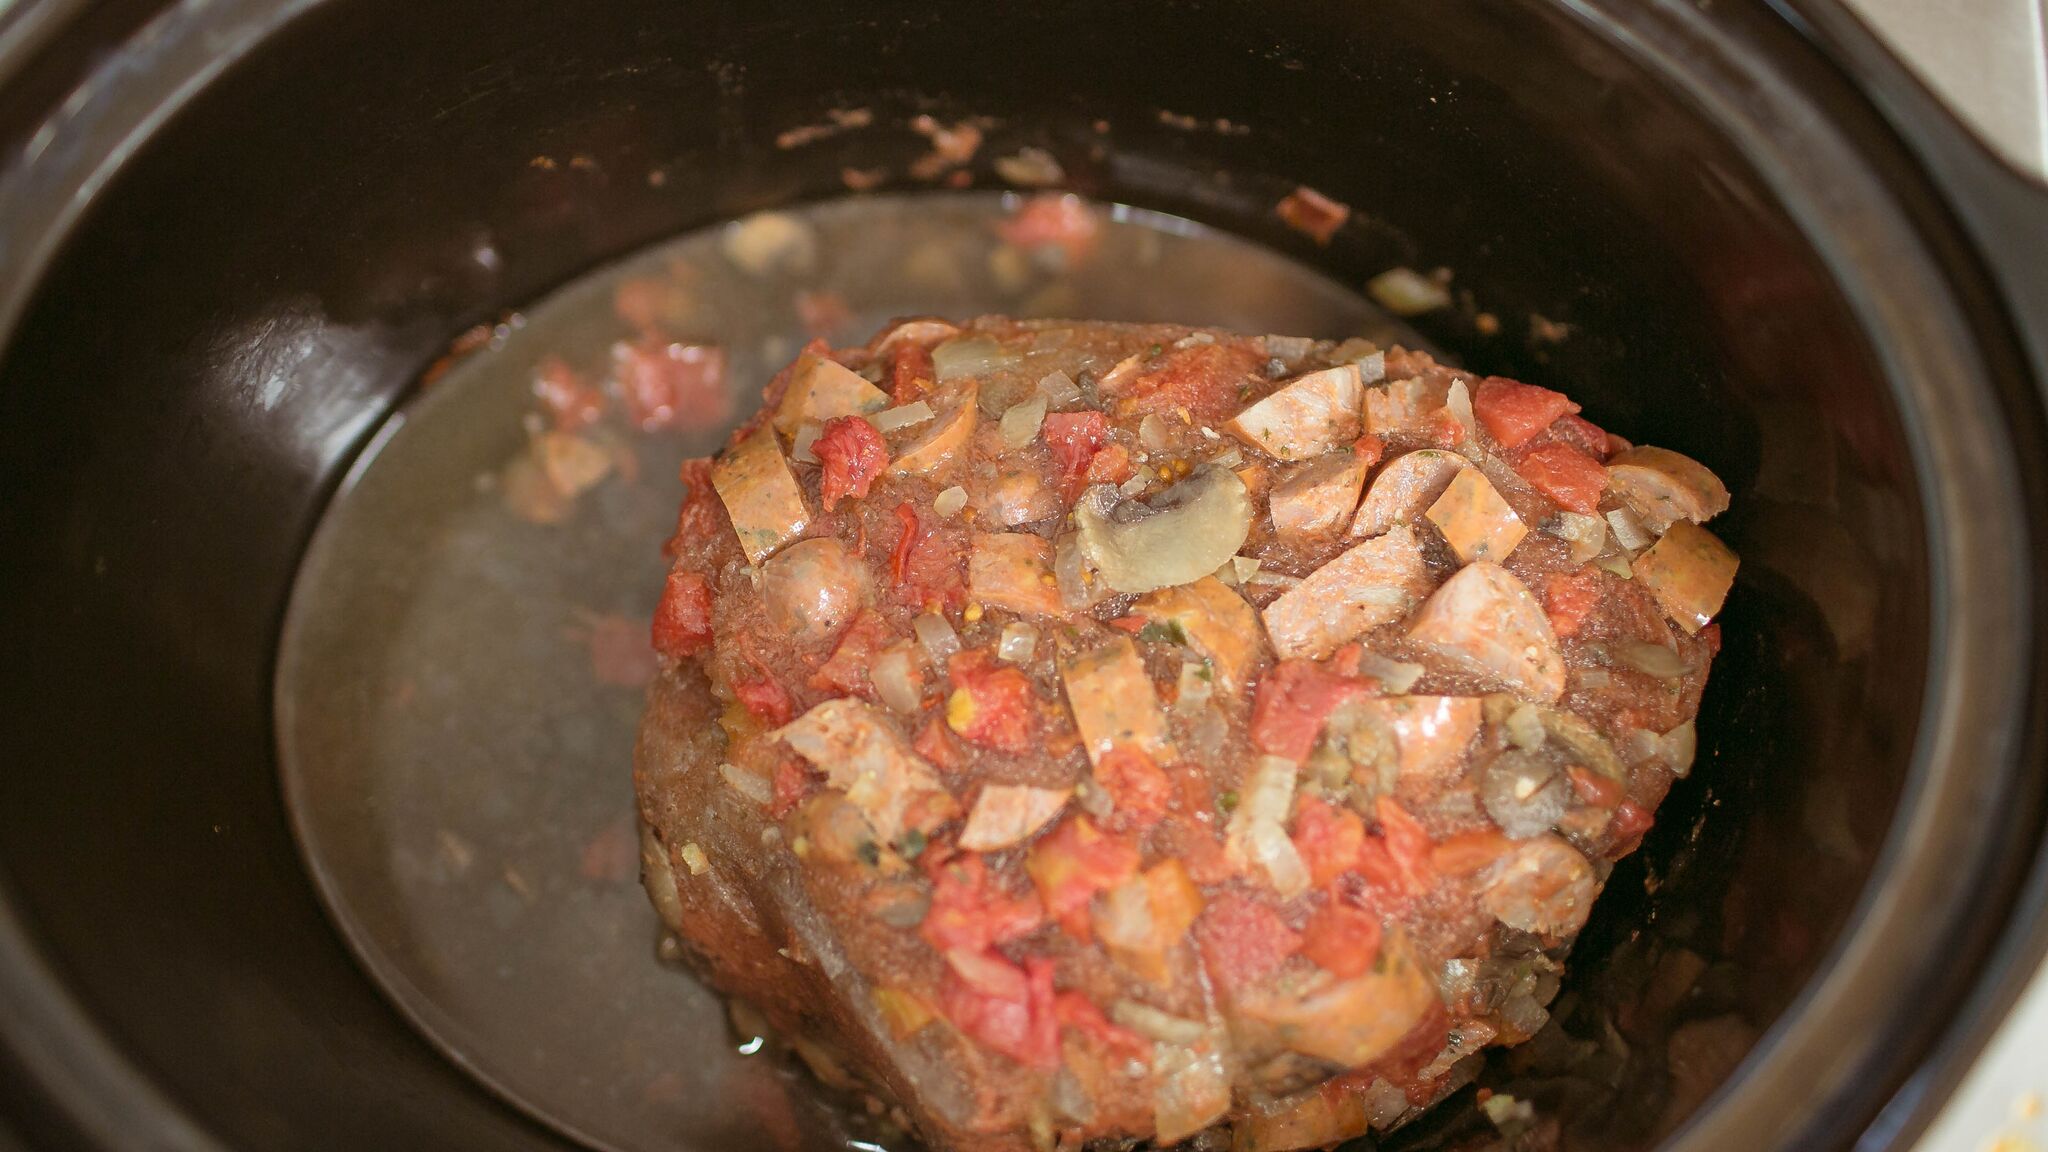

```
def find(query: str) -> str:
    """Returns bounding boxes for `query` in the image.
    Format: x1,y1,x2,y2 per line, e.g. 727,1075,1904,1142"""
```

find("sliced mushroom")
761,537,868,646
1605,446,1730,533
1261,526,1434,660
1074,464,1253,594
1225,363,1364,461
1351,449,1472,538
771,352,889,435
711,429,812,565
1406,562,1565,701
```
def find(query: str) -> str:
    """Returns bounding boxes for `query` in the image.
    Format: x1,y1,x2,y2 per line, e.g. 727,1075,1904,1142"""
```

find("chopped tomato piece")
664,458,729,556
1277,185,1350,245
1300,900,1382,979
1163,770,1233,885
1425,408,1467,447
936,950,1060,1069
533,356,604,430
1250,659,1379,762
1551,412,1611,459
1473,377,1578,449
734,663,795,725
998,193,1100,266
1352,434,1386,473
889,501,966,611
770,754,817,819
1543,567,1606,638
945,650,1038,754
651,569,715,658
890,502,919,586
809,611,892,696
814,416,889,510
1376,797,1437,894
1114,341,1267,422
1025,815,1141,939
1043,411,1110,500
616,339,732,433
1083,442,1135,488
1516,441,1608,514
921,853,1046,953
1054,991,1150,1062
913,715,966,772
1568,765,1625,808
1291,795,1366,888
1429,829,1515,876
889,341,936,404
1608,801,1655,860
1194,890,1301,996
1094,745,1174,833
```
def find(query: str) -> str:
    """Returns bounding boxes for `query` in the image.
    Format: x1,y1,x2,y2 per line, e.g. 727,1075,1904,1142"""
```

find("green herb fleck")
855,841,882,867
1146,343,1164,360
897,828,927,861
1135,619,1189,647
1218,790,1240,813
1195,663,1213,682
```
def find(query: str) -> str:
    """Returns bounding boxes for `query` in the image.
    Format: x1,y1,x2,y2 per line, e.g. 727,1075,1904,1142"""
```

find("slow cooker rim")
1,1,2043,1150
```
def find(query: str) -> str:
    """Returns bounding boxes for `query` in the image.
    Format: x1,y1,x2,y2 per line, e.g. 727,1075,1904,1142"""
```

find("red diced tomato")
1115,342,1267,422
1425,408,1467,447
889,341,936,404
1568,765,1625,808
615,339,732,433
1083,442,1135,488
1516,441,1608,514
1043,411,1109,499
809,611,892,696
1544,567,1606,638
1300,900,1383,979
533,356,604,430
1291,795,1365,888
936,950,1060,1070
651,569,715,658
1054,991,1150,1062
1376,797,1437,895
770,754,816,819
1194,890,1302,995
664,458,728,557
1608,801,1655,860
814,415,889,510
1429,829,1515,876
921,853,1046,954
1473,377,1578,449
1025,815,1141,939
1164,771,1233,885
890,502,920,587
913,715,965,772
1551,412,1611,459
734,663,795,725
946,650,1038,754
1093,745,1173,833
998,194,1100,266
889,503,965,611
1250,660,1379,762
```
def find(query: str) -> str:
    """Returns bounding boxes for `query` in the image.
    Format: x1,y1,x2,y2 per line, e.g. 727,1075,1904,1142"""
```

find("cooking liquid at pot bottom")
275,192,1422,1152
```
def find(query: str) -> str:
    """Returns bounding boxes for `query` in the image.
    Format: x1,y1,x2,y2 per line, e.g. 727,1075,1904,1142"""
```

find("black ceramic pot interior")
0,0,2014,1150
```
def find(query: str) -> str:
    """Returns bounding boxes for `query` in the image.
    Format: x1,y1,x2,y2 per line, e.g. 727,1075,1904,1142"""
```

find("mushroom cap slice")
1075,465,1253,595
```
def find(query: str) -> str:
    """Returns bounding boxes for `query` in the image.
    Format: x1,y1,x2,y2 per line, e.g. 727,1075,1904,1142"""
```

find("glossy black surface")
0,1,2044,1150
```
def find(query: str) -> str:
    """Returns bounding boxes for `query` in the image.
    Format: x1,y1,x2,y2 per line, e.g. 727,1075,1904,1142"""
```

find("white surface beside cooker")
1839,4,2048,1149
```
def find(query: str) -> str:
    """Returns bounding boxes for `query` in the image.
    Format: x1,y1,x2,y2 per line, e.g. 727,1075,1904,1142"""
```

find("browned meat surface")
635,318,1736,1152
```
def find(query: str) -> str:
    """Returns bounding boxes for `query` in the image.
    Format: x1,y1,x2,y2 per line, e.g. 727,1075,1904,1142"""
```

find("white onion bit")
719,762,773,805
1036,370,1083,408
1000,395,1049,450
789,422,823,464
1606,507,1654,551
913,612,961,666
872,647,924,714
998,622,1039,663
871,401,935,432
934,485,969,518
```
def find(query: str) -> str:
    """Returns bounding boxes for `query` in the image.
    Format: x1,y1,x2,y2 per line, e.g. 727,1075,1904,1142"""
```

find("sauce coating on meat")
635,317,1736,1152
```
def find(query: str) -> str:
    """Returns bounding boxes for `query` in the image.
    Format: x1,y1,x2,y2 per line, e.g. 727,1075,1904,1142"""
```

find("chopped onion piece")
1445,379,1476,439
1138,413,1172,451
1232,556,1263,583
1596,553,1634,579
1607,507,1655,551
934,485,969,517
1000,395,1048,450
1617,640,1689,680
1353,349,1388,384
1036,369,1083,408
719,762,773,805
1663,719,1698,777
679,842,710,875
872,400,935,432
913,612,960,666
790,422,823,464
1547,512,1608,564
1246,820,1311,897
998,622,1039,663
1357,652,1425,694
1246,569,1303,590
1367,266,1452,316
1154,1035,1234,1145
1207,445,1244,470
932,337,1018,382
1575,667,1613,691
872,647,924,714
1175,660,1213,717
1111,1000,1207,1046
1505,704,1547,750
1118,471,1152,498
1264,334,1314,361
1623,727,1662,766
